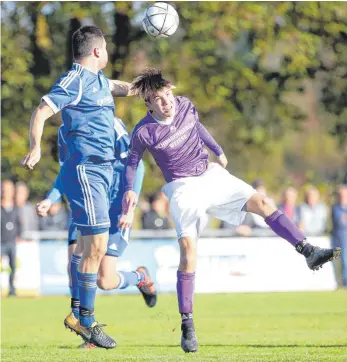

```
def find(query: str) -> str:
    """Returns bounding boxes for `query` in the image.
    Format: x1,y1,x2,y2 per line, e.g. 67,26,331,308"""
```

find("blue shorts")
67,160,145,256
61,158,113,236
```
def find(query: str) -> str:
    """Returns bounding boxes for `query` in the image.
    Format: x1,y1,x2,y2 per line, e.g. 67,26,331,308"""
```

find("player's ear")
144,98,152,110
93,47,100,58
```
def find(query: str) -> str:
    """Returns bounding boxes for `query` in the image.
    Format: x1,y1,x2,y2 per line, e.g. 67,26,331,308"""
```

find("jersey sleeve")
42,71,82,114
193,106,224,156
47,171,63,204
133,160,145,197
124,129,146,191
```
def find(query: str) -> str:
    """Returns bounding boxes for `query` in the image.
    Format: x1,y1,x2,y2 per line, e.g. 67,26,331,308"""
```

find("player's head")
131,68,175,121
72,25,108,69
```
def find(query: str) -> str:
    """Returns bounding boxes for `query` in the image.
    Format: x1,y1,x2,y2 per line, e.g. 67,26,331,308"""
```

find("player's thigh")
207,164,255,209
82,232,109,257
61,160,113,234
169,192,204,239
205,164,256,226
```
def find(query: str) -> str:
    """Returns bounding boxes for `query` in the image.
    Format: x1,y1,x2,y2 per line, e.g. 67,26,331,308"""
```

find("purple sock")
265,210,305,247
177,271,195,324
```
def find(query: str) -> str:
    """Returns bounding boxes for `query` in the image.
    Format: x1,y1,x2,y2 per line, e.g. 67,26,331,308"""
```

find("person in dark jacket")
1,179,21,296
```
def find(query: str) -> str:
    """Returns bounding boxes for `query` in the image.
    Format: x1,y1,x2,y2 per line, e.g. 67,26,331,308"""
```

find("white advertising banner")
194,237,337,293
1,241,40,296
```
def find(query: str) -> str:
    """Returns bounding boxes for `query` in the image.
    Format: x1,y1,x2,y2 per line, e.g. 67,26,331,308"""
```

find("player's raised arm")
21,69,81,170
119,130,146,229
108,80,135,97
21,101,54,170
194,107,228,168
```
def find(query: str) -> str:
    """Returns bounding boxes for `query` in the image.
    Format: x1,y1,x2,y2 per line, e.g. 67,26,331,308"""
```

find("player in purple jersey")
119,68,342,353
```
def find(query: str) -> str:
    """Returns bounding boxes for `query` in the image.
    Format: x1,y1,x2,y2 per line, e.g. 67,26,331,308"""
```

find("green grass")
2,291,347,361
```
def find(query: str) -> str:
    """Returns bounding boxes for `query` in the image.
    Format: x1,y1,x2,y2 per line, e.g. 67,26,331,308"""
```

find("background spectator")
278,187,300,225
298,185,328,236
39,200,69,231
1,180,21,296
15,181,39,236
142,191,170,230
331,185,347,287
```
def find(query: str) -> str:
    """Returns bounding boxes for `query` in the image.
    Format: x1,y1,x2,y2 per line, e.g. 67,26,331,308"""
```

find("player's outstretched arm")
193,107,228,168
21,101,54,170
119,190,138,229
108,80,135,97
36,171,64,217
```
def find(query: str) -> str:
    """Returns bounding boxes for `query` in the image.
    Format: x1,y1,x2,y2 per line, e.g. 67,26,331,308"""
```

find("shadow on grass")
199,344,347,348
58,344,347,349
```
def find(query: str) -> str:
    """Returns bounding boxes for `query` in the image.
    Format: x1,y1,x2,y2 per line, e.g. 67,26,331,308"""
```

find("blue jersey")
47,117,144,203
42,63,115,162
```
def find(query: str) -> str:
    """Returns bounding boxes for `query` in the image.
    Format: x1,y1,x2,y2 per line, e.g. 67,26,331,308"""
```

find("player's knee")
97,277,111,290
247,193,275,217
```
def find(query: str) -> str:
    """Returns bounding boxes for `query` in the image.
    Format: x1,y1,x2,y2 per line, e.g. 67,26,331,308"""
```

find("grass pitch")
2,291,347,361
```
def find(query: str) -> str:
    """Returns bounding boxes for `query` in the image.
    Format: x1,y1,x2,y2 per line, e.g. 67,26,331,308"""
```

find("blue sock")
70,255,81,318
116,271,144,289
77,271,97,328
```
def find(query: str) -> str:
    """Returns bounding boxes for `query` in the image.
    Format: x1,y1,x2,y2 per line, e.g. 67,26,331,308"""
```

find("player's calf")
258,208,342,271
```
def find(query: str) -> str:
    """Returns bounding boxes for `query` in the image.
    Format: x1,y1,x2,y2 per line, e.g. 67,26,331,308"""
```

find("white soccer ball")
142,2,179,38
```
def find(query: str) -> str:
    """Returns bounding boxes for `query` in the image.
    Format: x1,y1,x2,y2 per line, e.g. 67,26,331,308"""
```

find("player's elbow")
34,102,55,122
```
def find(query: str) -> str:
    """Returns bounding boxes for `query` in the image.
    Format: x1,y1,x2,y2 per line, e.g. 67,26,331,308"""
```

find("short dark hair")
131,68,171,101
72,25,105,60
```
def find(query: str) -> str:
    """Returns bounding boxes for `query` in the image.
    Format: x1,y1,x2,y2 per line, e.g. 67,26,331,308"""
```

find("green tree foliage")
1,1,346,198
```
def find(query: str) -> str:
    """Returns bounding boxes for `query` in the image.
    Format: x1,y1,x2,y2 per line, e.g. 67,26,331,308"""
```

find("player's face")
147,86,175,120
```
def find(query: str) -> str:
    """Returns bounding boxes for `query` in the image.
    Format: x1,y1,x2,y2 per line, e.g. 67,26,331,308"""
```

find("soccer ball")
142,2,179,38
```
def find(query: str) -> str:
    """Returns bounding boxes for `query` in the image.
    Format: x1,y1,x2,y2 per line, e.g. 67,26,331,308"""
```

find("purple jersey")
125,96,223,190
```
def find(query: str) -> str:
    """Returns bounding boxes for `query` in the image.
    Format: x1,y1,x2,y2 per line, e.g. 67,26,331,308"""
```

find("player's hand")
21,147,41,170
36,199,52,217
118,209,135,230
217,154,228,168
122,190,138,215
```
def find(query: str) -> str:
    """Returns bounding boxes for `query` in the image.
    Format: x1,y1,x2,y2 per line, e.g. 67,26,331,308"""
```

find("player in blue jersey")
21,25,146,349
36,117,155,348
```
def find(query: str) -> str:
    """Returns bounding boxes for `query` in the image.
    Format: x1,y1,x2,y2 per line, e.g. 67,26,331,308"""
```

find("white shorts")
162,163,257,239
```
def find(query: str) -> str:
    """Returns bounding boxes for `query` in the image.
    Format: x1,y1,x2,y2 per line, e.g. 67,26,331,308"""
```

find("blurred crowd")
1,178,346,237
1,179,347,290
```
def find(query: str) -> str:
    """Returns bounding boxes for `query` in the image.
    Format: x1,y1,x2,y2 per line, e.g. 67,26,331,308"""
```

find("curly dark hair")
131,68,172,101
